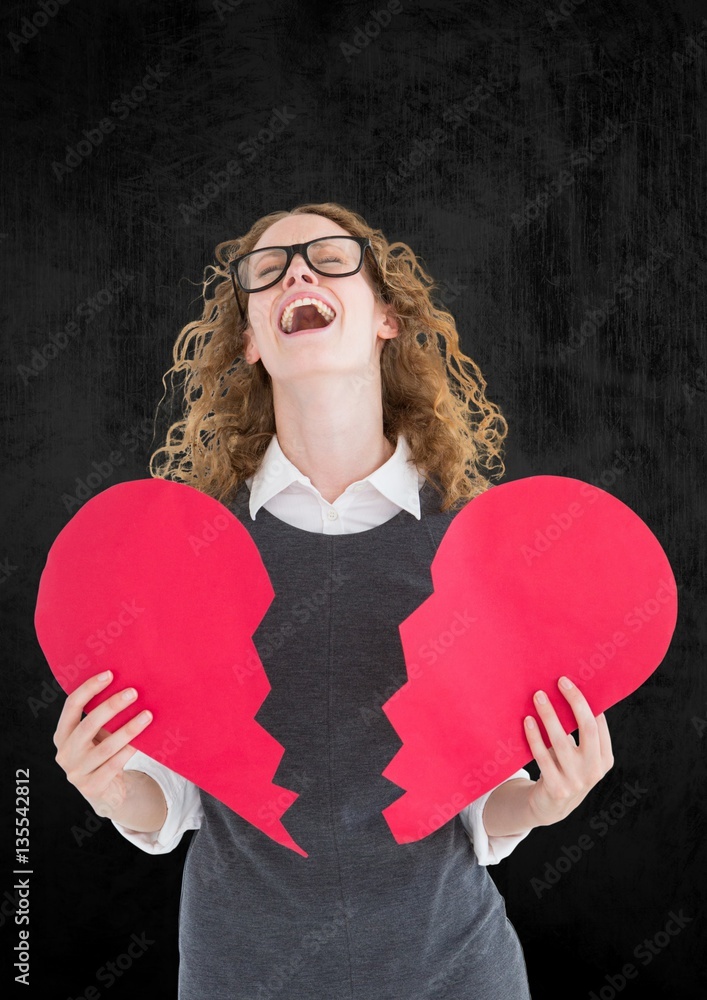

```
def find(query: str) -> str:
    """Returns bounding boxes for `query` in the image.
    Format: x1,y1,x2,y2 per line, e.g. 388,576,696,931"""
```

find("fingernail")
122,688,137,701
525,716,535,728
99,671,112,681
559,676,573,690
139,710,152,721
534,691,547,704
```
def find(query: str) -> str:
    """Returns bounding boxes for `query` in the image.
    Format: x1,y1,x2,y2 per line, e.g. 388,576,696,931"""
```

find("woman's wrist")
481,777,539,838
105,770,168,833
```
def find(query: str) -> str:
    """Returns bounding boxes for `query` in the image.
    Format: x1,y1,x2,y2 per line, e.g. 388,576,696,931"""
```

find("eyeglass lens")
238,237,362,291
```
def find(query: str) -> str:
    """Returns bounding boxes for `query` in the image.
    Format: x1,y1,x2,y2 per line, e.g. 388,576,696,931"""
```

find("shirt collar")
245,433,423,520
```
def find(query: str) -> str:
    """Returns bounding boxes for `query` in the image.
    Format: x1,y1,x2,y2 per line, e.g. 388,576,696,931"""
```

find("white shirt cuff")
110,749,203,855
459,768,534,865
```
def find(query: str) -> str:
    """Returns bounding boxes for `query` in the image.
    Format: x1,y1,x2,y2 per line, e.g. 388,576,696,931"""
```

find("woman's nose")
282,251,318,285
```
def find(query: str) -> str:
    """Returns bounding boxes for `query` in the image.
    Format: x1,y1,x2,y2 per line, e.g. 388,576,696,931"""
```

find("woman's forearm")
481,777,539,838
100,770,168,833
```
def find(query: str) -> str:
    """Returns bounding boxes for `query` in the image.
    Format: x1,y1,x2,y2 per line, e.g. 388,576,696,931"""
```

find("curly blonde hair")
149,201,508,513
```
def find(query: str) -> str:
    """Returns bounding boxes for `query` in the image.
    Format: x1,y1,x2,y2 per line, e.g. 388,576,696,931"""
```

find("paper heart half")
34,478,307,857
381,476,678,844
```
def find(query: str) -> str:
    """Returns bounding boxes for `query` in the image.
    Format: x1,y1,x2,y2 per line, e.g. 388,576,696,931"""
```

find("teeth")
280,297,336,333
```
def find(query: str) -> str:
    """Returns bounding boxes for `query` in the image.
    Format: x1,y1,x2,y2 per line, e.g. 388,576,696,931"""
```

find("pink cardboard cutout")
34,478,307,857
381,476,678,844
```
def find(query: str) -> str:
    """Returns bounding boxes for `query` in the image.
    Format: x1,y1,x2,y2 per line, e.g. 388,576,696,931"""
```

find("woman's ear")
242,325,260,364
378,304,400,340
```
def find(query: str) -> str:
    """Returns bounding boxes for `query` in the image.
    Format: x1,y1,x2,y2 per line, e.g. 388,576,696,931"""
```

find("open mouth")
279,299,337,336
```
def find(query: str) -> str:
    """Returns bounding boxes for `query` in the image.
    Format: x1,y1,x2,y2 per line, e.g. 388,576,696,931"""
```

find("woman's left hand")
523,675,614,827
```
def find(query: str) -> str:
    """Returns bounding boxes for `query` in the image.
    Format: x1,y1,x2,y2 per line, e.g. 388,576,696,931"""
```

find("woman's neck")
272,380,394,504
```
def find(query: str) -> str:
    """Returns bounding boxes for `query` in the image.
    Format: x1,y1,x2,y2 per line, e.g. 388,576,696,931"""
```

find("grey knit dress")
177,477,532,999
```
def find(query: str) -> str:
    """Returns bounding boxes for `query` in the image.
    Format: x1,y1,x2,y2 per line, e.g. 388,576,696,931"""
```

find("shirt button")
327,509,338,520
353,483,366,492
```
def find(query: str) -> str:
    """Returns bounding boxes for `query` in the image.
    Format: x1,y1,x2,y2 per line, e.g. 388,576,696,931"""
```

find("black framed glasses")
227,236,372,321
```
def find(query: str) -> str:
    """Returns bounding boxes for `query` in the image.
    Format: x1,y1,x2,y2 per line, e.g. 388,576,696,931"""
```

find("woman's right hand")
53,669,153,818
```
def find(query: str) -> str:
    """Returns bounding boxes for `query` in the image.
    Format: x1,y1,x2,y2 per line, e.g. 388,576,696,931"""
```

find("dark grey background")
2,0,705,996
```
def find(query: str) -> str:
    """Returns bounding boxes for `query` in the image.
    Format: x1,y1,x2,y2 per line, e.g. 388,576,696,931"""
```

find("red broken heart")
35,475,677,857
380,476,678,844
34,478,308,857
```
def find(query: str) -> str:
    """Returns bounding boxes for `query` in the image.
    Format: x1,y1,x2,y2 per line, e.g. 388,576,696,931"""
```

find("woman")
53,201,614,999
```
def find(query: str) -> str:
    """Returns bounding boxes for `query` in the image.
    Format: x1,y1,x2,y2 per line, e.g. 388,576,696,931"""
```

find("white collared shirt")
113,433,533,863
244,432,426,533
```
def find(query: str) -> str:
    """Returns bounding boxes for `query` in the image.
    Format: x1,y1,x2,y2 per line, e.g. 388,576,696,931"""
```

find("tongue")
290,304,330,333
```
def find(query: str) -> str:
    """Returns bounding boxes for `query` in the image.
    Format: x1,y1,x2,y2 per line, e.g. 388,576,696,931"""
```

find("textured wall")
2,0,705,996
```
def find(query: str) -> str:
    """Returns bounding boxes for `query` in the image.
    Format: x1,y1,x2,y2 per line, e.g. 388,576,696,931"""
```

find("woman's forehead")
255,214,351,249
